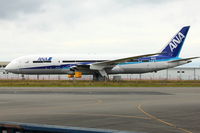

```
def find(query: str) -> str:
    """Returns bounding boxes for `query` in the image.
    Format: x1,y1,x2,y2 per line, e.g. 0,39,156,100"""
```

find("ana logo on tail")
169,32,185,52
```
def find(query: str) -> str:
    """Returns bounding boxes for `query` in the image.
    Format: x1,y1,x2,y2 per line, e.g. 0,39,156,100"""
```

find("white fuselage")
5,54,189,75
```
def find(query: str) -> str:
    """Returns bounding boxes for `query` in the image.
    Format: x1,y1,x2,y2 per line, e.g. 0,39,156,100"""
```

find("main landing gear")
93,70,109,81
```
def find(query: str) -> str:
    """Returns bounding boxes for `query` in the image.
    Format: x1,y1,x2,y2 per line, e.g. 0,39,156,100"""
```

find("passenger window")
142,60,149,62
33,61,51,63
43,61,51,63
62,61,73,63
131,60,138,62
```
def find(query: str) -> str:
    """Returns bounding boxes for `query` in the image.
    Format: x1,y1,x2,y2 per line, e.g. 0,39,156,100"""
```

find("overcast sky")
0,0,200,65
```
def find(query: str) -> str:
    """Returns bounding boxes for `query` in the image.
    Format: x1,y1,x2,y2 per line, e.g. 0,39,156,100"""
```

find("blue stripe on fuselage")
20,62,93,70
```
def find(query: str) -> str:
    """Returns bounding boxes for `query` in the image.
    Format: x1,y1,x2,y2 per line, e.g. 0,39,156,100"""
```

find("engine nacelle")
67,74,74,78
75,72,82,78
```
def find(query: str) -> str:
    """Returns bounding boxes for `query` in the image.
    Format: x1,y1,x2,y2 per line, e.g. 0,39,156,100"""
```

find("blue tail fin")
160,26,190,57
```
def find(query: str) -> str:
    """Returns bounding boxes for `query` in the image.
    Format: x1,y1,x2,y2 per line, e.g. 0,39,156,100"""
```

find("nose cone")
5,62,19,73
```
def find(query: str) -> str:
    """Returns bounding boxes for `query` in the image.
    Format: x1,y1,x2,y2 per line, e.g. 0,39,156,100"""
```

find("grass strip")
0,79,199,87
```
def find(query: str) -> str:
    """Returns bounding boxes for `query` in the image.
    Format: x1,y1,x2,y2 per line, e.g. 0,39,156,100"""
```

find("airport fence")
0,67,200,80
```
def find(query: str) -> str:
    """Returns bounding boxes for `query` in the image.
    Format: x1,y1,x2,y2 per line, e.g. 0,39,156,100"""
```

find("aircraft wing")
89,53,161,70
169,57,199,63
92,53,161,66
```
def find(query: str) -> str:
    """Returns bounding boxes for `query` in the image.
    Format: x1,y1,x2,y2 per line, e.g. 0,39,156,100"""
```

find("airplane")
5,26,199,80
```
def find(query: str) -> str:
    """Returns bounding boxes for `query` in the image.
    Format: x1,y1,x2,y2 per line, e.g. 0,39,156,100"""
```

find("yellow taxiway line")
137,104,192,133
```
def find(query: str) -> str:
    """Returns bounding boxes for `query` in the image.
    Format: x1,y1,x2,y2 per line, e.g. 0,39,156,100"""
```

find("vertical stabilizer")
160,26,190,57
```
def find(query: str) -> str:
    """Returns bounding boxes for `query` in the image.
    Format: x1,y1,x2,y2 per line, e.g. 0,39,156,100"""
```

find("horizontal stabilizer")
169,57,199,63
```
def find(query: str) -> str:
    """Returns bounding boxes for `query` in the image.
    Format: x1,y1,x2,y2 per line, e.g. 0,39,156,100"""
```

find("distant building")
0,62,9,68
0,62,200,80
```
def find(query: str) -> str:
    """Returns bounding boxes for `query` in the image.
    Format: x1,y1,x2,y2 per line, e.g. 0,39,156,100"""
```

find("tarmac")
0,87,199,133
